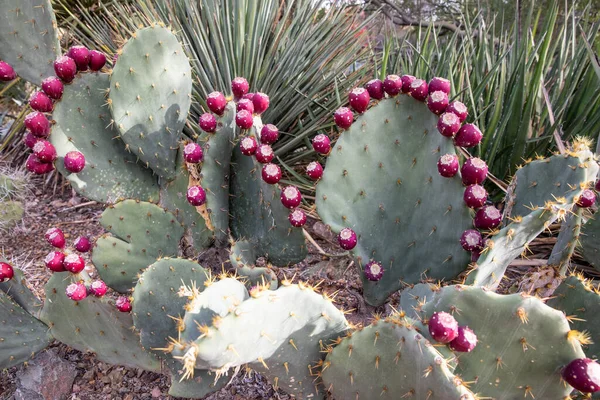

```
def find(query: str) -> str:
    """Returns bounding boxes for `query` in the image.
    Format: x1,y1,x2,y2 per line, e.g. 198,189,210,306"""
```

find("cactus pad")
229,240,278,289
399,283,439,320
0,200,24,231
0,264,42,318
581,214,600,271
548,207,583,271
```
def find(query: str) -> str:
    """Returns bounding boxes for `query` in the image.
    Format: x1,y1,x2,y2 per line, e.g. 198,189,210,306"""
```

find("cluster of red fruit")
428,311,478,352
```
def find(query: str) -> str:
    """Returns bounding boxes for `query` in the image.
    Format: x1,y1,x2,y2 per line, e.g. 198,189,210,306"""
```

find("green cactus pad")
0,264,43,318
581,214,600,271
0,200,24,231
399,283,439,320
422,285,585,399
0,0,60,85
109,25,192,180
0,290,51,369
548,207,583,271
229,240,278,290
51,73,159,203
505,149,598,219
467,203,571,289
164,357,227,399
40,272,160,371
92,200,184,293
321,318,475,400
316,97,472,306
230,145,307,266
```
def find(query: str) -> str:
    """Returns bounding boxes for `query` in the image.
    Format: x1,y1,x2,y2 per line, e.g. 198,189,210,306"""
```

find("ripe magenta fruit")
90,280,108,297
262,163,282,184
437,154,459,178
24,132,40,149
562,358,600,393
45,227,65,248
306,161,323,180
116,296,132,312
0,262,14,282
207,91,227,115
408,79,428,101
54,56,77,83
74,236,92,253
280,186,302,209
400,75,416,93
338,228,357,250
463,184,488,209
461,157,488,185
348,88,370,113
25,112,50,138
64,254,85,273
0,61,16,81
67,45,90,71
64,151,85,173
364,261,384,281
334,107,353,130
199,113,217,133
66,282,87,301
33,140,57,162
426,91,449,114
312,134,331,155
26,154,54,175
288,209,307,227
235,110,253,129
237,98,254,114
242,93,255,101
231,77,249,98
252,92,270,114
576,189,596,208
437,113,461,137
428,311,458,343
183,142,203,163
240,136,258,156
460,229,484,252
596,180,600,191
365,79,384,100
428,77,451,95
255,144,274,164
446,101,468,122
89,50,107,71
45,251,66,272
260,124,279,144
383,75,402,96
41,76,64,100
474,205,502,230
449,326,477,352
187,186,206,206
454,124,483,148
29,91,53,113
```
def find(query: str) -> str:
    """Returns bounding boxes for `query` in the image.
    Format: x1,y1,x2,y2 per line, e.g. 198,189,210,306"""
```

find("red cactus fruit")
383,75,402,96
437,154,459,178
408,79,428,101
255,144,274,164
41,76,64,100
25,112,51,138
460,229,484,252
461,157,488,185
231,77,249,98
280,186,302,209
45,227,66,248
235,110,253,129
426,91,449,114
596,180,600,191
474,205,502,230
207,91,227,115
437,112,461,138
562,358,600,393
463,184,488,209
338,228,357,250
67,45,90,71
29,91,54,113
348,88,370,113
237,98,254,114
306,161,323,181
199,113,217,133
312,134,331,154
364,260,384,281
66,282,87,301
400,75,416,93
116,296,132,312
242,93,255,101
252,92,270,114
54,56,77,83
428,77,451,95
0,61,16,81
90,280,108,297
428,311,458,343
183,142,203,163
261,163,282,184
365,79,384,100
240,136,258,156
64,253,85,274
24,132,41,149
0,262,14,282
186,186,206,206
33,140,57,163
44,251,66,272
288,209,307,227
334,107,353,130
449,326,477,352
26,154,54,175
63,151,86,173
89,50,107,71
576,189,596,208
260,124,279,144
74,236,92,253
454,124,483,148
446,101,468,122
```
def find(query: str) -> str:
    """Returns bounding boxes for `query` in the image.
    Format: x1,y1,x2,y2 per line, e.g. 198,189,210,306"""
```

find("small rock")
151,387,162,398
14,348,76,400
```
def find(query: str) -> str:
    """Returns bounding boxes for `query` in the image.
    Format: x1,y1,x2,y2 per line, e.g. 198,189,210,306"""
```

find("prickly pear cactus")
0,263,42,317
548,207,583,272
422,285,585,399
581,214,600,271
0,0,60,85
399,282,439,319
229,240,278,289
